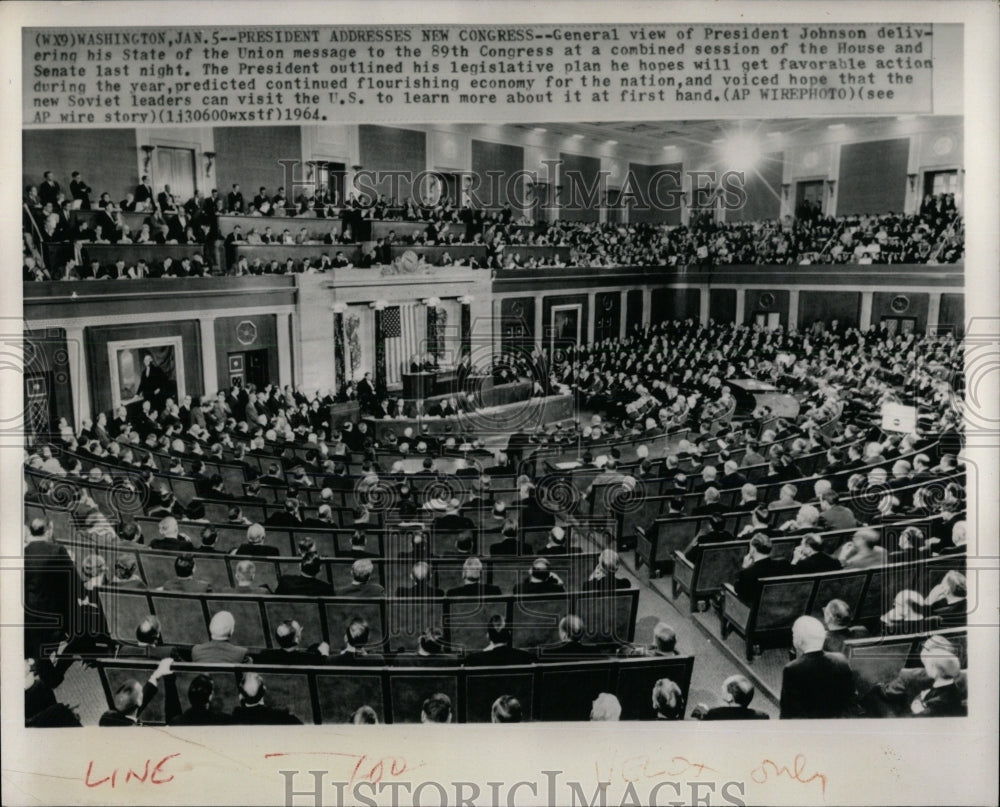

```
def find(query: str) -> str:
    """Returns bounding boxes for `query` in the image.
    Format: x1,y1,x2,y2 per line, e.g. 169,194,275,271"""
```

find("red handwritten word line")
84,754,180,788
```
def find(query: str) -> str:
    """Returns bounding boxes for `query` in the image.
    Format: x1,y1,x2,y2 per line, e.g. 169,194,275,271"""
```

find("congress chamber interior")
21,115,969,726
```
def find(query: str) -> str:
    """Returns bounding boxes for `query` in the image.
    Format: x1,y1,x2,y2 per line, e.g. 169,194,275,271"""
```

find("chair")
150,593,209,646
99,588,154,645
535,661,613,721
388,671,460,724
463,667,535,722
201,597,265,649
315,669,386,724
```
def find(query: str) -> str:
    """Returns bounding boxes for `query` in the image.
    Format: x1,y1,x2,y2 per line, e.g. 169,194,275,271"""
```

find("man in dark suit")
343,559,385,598
230,672,303,724
149,516,196,552
691,675,770,720
821,599,870,654
581,549,631,593
356,373,376,408
779,616,856,718
274,553,336,596
489,523,527,557
166,674,231,725
537,525,580,555
682,515,736,563
233,523,281,556
191,611,250,663
38,171,61,207
538,615,600,660
347,529,379,559
463,614,534,665
134,175,155,209
446,557,502,597
69,171,92,210
157,184,176,213
395,561,443,597
136,353,169,411
512,558,565,595
264,499,304,529
789,534,843,574
252,187,270,212
98,658,174,726
227,183,245,214
734,535,793,601
817,490,858,532
869,634,966,717
253,620,329,665
692,487,725,516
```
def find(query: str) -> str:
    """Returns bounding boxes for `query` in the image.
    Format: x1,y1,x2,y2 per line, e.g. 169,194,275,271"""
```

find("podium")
402,372,434,399
401,369,459,400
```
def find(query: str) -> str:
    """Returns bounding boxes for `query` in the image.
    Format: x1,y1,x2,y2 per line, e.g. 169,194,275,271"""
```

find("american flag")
383,304,425,387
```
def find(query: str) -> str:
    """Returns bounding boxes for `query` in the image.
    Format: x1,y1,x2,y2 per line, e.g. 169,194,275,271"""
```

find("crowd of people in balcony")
22,166,963,281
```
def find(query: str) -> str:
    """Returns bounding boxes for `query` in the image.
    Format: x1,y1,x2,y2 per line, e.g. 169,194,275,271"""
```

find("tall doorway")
155,147,196,202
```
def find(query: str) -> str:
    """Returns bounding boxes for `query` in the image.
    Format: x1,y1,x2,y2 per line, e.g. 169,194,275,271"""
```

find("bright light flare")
718,131,763,173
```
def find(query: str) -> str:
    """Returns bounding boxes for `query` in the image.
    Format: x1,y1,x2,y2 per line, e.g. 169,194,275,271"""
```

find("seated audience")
191,611,250,663
590,692,622,722
230,672,303,724
491,695,524,723
779,616,855,719
651,677,686,720
691,675,769,720
463,614,534,666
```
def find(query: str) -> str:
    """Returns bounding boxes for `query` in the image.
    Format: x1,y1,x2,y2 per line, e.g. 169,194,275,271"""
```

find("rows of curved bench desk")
95,652,694,723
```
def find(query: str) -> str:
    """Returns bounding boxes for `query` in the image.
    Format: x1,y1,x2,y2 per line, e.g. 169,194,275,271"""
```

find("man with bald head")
230,672,302,724
99,658,174,726
779,616,855,719
541,614,600,659
839,527,887,569
149,516,195,552
513,558,565,595
233,523,280,556
446,557,502,597
395,561,443,597
582,549,631,592
191,611,251,663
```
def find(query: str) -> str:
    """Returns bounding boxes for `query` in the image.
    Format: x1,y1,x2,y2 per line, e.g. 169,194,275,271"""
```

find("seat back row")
843,626,967,698
98,587,640,656
719,554,964,661
60,538,601,596
605,440,944,540
95,652,694,724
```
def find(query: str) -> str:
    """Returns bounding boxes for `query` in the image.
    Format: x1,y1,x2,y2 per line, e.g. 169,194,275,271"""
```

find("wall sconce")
907,173,918,192
780,183,790,200
203,151,216,176
141,145,156,173
331,301,347,313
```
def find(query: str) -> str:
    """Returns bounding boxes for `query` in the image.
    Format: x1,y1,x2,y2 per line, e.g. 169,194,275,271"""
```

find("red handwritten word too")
264,752,420,786
84,753,180,788
750,754,828,796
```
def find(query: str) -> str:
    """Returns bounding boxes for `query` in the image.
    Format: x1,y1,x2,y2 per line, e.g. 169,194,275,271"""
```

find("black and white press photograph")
2,3,997,807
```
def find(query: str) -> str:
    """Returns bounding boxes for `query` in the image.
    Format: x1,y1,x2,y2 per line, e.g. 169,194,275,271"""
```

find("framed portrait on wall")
549,303,582,353
107,336,185,412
